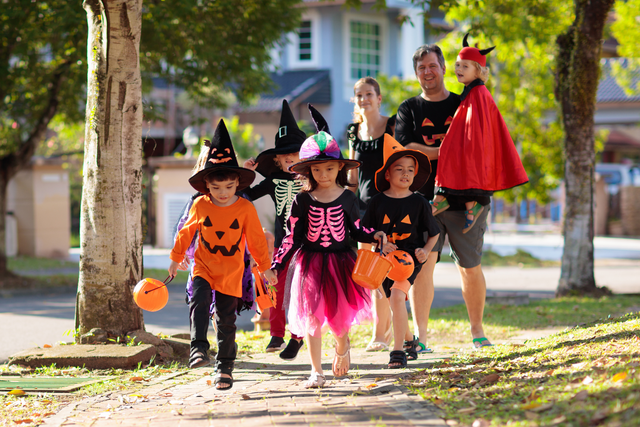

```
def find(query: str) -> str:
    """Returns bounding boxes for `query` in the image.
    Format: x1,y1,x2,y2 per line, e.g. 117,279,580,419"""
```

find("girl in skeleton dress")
270,105,387,389
243,100,306,359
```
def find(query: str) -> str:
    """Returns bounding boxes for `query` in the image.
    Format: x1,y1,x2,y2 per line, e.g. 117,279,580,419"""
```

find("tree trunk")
555,0,614,297
77,0,144,338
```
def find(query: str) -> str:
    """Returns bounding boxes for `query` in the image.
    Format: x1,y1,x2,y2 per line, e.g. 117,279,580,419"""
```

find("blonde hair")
351,76,381,124
473,62,491,83
192,139,211,175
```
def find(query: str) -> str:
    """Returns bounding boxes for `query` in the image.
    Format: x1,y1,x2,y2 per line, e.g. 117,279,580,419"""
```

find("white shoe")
304,372,326,389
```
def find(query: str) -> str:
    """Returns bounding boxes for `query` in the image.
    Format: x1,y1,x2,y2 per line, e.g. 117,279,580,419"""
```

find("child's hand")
243,158,258,170
177,256,190,271
374,231,387,246
168,260,179,278
263,269,278,285
415,248,427,264
380,242,397,256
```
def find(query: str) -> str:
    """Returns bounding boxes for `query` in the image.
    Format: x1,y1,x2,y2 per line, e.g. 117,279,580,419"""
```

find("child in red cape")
432,33,528,233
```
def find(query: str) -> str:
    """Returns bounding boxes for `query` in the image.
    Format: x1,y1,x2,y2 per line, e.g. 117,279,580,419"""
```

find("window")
299,20,312,61
288,12,320,69
350,21,381,79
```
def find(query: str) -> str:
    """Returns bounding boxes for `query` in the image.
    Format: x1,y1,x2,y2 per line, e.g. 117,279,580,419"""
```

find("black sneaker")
265,336,286,353
279,338,304,361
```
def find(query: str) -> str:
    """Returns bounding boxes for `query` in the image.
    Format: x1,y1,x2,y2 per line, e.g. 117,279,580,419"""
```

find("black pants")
190,276,238,371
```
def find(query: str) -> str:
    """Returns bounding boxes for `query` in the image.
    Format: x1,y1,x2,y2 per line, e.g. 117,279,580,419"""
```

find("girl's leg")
306,331,323,375
389,285,409,352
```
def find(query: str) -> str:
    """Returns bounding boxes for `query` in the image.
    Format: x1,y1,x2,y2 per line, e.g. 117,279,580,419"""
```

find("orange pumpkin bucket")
386,250,415,282
133,276,172,312
352,245,393,290
253,267,276,312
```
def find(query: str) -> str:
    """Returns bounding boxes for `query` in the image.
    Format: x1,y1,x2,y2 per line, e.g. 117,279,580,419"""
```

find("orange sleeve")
170,199,200,263
242,200,271,272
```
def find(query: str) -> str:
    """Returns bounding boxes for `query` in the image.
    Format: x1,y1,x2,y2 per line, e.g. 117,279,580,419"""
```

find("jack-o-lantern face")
386,250,415,282
383,214,412,242
209,147,232,164
199,216,242,256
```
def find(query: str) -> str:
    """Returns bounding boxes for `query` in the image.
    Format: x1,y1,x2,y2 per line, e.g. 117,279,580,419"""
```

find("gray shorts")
430,205,490,268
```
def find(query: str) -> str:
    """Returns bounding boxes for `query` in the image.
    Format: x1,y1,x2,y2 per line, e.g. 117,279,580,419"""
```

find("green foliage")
376,74,421,116
0,0,86,157
610,0,640,96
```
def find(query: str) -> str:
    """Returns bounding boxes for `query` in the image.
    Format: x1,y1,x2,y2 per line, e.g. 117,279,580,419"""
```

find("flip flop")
365,341,389,352
472,337,493,348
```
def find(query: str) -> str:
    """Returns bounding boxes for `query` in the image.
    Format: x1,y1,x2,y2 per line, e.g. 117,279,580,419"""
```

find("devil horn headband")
459,32,496,67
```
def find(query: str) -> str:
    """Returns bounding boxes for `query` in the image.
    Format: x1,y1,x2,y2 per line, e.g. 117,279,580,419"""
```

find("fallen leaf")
612,372,627,382
448,387,459,392
471,419,490,427
545,369,555,377
14,419,34,424
582,376,594,385
573,390,588,401
129,376,143,382
206,380,212,386
365,383,377,389
524,411,539,420
432,398,443,405
531,402,554,413
552,415,567,424
458,407,475,414
521,402,541,410
572,362,588,370
241,394,250,400
43,344,52,348
478,373,500,385
159,369,172,373
591,409,609,423
8,389,25,396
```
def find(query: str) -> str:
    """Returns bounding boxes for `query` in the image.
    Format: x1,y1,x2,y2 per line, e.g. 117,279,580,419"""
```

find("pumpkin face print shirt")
170,195,270,298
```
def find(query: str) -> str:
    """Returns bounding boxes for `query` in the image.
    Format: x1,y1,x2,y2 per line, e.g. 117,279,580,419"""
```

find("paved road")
3,258,640,364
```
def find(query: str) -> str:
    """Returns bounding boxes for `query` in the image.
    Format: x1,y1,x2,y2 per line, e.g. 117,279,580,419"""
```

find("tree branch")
1,61,71,180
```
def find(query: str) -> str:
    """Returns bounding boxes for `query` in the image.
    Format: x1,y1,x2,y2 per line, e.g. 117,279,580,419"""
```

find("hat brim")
289,158,361,175
374,150,431,193
255,144,302,177
189,166,256,193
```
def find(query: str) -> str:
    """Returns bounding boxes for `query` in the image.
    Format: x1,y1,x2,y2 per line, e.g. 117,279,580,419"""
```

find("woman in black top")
347,76,396,352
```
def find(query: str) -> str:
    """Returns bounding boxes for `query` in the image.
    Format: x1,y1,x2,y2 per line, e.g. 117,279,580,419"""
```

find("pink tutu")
285,248,373,338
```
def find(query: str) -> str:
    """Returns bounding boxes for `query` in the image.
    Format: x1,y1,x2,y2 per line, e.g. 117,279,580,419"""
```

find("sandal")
304,371,326,389
430,198,450,216
416,340,434,354
214,365,233,390
365,341,389,352
189,351,210,369
388,350,407,369
462,202,484,234
472,337,493,348
332,338,351,378
403,336,418,361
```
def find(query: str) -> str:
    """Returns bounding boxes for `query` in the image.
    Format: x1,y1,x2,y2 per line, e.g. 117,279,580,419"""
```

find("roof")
598,58,640,103
241,69,331,113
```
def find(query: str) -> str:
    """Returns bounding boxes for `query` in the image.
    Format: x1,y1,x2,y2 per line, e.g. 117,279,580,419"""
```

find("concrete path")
41,348,463,427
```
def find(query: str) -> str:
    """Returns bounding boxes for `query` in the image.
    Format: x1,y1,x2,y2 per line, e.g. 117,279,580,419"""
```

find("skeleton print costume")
271,190,379,338
243,172,303,248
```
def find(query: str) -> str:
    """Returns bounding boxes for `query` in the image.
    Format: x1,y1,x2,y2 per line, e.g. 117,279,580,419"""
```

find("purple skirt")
286,248,373,338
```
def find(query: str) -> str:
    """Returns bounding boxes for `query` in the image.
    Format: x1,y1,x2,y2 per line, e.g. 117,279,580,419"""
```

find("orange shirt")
170,196,270,298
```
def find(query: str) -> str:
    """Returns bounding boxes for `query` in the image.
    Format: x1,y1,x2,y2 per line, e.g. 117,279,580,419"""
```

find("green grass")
407,311,640,426
8,256,77,271
441,249,559,267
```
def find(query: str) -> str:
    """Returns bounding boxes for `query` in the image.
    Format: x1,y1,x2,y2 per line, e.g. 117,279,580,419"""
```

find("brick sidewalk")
43,348,453,427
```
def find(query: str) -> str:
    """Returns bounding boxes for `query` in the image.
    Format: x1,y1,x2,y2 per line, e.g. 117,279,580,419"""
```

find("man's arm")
404,143,439,161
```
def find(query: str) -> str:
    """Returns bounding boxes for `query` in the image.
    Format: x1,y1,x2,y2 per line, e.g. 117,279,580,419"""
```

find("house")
236,0,427,146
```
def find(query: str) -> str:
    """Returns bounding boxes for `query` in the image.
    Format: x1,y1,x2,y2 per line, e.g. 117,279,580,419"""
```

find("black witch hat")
254,99,307,177
289,104,361,175
188,119,256,193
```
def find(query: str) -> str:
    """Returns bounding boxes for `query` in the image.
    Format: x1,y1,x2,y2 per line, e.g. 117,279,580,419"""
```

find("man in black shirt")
395,44,493,350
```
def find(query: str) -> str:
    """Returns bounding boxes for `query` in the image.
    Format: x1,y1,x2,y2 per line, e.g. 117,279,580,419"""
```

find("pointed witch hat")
254,99,307,177
374,134,431,193
289,104,360,175
458,32,495,67
188,119,256,193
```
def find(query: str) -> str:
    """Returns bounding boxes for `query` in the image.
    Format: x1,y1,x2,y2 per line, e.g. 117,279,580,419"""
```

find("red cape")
435,83,528,193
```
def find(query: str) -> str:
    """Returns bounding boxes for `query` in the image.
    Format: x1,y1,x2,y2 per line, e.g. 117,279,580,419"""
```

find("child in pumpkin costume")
362,135,440,368
242,100,306,359
168,119,276,390
270,105,387,388
432,33,528,233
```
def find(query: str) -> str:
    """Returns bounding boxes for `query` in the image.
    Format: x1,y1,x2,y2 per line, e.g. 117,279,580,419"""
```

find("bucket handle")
144,275,173,294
